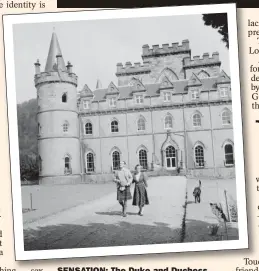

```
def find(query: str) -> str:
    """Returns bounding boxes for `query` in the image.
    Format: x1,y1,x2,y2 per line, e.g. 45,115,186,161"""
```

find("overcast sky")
13,14,230,104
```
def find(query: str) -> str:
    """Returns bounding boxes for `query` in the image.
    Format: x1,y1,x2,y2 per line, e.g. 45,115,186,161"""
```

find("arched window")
139,149,148,169
111,120,119,133
137,117,146,131
63,121,69,133
195,145,205,167
85,122,93,135
222,109,232,125
164,114,173,129
112,151,120,170
224,144,234,166
86,153,95,172
64,155,71,174
62,93,67,103
165,146,177,169
193,113,201,127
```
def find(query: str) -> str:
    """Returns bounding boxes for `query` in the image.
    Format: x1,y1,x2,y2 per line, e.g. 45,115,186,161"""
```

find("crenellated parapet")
141,40,190,58
116,61,151,76
34,70,78,87
183,52,221,69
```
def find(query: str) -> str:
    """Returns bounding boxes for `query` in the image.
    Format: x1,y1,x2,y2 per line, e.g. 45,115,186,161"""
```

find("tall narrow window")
195,145,204,167
112,151,120,170
164,114,173,129
139,149,148,169
222,110,231,125
86,153,95,172
38,156,42,173
64,155,71,174
63,121,69,133
137,117,146,131
193,113,201,127
111,120,119,133
85,122,93,135
38,123,41,135
225,144,234,166
62,93,67,103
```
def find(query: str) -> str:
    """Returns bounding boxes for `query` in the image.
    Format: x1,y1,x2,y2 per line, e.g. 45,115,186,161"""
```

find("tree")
202,13,229,49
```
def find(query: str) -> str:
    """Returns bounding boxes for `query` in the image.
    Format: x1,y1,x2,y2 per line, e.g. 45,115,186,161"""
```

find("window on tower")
86,152,95,172
85,122,93,135
111,120,119,133
62,93,67,103
64,155,72,174
63,121,69,133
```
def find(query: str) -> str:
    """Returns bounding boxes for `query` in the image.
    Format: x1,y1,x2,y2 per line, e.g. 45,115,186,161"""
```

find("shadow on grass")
24,221,182,251
23,218,238,251
183,219,239,242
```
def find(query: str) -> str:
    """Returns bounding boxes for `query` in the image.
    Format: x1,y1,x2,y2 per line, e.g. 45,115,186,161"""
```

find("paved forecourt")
23,176,187,250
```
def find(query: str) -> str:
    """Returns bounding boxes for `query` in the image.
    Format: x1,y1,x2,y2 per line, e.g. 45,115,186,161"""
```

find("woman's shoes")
123,213,127,217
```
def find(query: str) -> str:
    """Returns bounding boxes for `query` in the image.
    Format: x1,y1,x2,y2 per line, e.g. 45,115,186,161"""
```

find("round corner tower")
34,31,81,185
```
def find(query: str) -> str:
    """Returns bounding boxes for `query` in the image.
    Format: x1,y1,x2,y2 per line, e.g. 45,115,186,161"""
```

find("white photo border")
3,4,248,261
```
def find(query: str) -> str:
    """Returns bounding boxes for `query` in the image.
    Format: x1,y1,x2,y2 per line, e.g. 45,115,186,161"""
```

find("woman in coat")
132,164,149,216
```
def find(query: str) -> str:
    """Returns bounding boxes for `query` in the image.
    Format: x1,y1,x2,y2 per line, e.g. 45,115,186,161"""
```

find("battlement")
116,61,151,76
183,52,221,68
142,40,190,58
34,70,78,87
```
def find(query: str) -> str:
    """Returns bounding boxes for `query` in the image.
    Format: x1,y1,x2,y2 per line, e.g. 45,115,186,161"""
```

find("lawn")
22,182,116,224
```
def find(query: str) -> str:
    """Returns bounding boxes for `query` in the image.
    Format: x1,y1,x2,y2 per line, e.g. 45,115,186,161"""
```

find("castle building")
34,32,234,184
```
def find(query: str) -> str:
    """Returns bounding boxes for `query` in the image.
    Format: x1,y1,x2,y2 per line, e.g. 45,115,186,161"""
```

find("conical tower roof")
44,31,66,72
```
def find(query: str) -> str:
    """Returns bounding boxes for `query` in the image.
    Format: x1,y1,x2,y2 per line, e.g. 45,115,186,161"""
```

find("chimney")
34,59,41,75
66,61,73,73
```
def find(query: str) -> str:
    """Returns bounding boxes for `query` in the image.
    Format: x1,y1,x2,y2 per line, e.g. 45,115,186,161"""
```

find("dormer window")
163,92,171,102
135,94,144,105
220,87,228,98
83,100,90,110
109,97,117,108
191,89,199,100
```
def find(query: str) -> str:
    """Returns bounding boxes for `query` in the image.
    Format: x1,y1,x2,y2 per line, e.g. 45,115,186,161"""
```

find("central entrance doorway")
165,146,177,169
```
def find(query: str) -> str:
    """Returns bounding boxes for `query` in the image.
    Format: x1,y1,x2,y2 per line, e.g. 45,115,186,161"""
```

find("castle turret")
35,31,81,185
